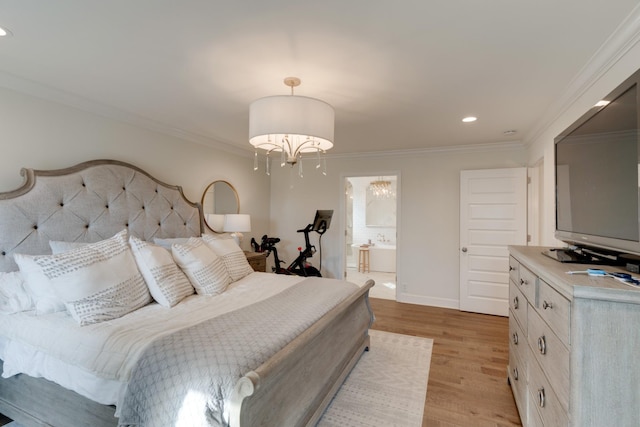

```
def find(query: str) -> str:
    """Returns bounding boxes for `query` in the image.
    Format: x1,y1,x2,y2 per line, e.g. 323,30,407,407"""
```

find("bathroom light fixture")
0,26,12,37
223,214,251,246
368,178,395,199
249,77,334,177
462,116,477,123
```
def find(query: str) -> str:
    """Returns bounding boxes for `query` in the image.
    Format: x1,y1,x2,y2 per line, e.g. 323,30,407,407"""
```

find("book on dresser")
507,246,640,427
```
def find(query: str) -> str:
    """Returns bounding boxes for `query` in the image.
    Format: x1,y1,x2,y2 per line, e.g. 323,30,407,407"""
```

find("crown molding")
524,3,640,147
325,140,525,160
0,70,249,157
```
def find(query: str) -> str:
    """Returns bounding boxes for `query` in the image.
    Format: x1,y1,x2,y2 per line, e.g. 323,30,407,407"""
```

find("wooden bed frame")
0,159,374,427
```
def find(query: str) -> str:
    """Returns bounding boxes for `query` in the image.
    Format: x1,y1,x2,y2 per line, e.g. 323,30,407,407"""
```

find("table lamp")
223,214,251,246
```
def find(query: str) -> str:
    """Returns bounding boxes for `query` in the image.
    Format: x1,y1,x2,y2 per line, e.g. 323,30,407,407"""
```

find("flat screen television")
551,68,640,263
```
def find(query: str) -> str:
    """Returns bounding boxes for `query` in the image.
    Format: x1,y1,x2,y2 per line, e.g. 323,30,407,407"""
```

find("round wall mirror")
201,180,239,232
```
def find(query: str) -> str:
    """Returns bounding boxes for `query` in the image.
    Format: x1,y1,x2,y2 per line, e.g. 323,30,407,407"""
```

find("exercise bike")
252,210,333,277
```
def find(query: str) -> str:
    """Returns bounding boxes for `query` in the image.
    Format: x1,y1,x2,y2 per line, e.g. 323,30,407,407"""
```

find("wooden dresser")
508,246,640,426
245,251,268,272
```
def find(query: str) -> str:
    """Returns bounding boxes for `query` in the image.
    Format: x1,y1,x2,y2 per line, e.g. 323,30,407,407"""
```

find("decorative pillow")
153,237,190,250
14,229,152,325
13,255,66,314
129,236,194,307
202,234,254,281
171,237,231,295
49,240,90,254
0,271,33,314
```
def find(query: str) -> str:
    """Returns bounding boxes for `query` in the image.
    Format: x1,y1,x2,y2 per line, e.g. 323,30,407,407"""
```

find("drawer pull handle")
543,300,553,310
509,265,515,272
520,278,528,286
513,367,519,381
513,296,519,309
512,332,519,345
538,387,546,408
537,335,547,355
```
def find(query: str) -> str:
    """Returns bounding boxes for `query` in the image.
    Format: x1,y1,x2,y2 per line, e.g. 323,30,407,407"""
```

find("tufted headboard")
0,159,204,272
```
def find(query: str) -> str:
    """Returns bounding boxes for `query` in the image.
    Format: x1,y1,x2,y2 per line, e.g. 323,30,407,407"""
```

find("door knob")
461,247,468,252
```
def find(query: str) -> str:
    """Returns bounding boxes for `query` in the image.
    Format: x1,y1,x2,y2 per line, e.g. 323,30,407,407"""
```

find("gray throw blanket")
117,278,357,427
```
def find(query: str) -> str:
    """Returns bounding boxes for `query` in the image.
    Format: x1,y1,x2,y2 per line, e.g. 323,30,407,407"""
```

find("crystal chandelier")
249,77,334,177
368,179,395,199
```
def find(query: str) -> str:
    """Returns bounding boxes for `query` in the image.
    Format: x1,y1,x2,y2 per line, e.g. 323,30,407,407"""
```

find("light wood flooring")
0,298,522,427
369,298,522,427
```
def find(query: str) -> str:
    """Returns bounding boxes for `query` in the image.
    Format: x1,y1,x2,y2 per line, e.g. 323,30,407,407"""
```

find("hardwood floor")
0,299,522,427
369,298,522,427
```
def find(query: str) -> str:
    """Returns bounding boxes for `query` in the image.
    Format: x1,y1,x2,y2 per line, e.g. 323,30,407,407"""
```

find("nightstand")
244,251,268,272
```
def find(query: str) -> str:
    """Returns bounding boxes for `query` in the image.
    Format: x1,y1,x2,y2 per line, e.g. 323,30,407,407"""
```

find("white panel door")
460,168,527,316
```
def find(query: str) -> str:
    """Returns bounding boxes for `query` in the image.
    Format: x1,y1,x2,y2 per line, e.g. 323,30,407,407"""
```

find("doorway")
459,167,527,316
344,175,398,300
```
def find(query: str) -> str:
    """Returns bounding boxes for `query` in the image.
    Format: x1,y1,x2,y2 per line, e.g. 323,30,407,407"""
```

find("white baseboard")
395,292,459,310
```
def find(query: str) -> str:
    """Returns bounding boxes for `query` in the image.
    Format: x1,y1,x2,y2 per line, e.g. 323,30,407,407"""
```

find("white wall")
268,145,526,308
0,86,270,251
527,13,640,246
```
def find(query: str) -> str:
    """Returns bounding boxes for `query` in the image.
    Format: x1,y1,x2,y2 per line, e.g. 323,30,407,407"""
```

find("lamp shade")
249,95,334,153
222,214,251,233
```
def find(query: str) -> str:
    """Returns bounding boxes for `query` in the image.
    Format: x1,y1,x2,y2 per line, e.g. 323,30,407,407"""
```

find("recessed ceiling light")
0,26,12,37
462,116,477,123
594,100,610,107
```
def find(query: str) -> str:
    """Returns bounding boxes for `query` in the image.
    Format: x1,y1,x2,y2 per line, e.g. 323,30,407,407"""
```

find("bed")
0,159,374,427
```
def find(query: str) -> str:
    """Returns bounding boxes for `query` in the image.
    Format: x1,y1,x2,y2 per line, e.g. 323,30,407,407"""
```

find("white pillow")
15,229,152,325
49,240,90,254
171,237,231,295
0,271,33,314
153,237,190,250
202,234,254,281
13,255,66,314
129,236,194,307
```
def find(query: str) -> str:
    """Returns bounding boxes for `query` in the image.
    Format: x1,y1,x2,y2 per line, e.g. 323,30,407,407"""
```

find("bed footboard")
229,280,375,427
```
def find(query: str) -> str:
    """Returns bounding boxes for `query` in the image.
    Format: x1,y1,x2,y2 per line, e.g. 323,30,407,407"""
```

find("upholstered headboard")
0,159,204,272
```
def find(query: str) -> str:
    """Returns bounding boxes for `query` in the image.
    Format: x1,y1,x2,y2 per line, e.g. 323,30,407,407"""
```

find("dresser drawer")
508,349,528,420
528,309,570,411
509,311,528,365
509,280,528,331
535,278,570,346
518,264,537,304
509,256,520,286
527,398,544,427
528,357,568,426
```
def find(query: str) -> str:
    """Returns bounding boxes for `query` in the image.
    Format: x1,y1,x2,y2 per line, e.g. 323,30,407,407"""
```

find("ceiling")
0,1,638,156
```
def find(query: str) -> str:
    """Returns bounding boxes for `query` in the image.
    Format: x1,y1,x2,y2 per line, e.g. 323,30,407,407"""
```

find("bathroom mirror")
201,180,239,232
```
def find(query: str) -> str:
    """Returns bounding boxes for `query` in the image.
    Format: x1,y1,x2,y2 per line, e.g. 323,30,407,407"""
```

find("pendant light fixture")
249,77,334,177
368,178,396,199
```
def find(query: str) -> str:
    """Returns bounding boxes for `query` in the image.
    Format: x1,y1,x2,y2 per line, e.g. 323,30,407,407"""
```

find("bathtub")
352,243,396,273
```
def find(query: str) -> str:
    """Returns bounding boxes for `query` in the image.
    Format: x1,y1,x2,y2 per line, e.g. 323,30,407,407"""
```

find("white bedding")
0,272,305,406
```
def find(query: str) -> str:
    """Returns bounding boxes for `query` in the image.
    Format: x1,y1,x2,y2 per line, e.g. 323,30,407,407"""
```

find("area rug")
3,330,433,427
317,329,433,427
